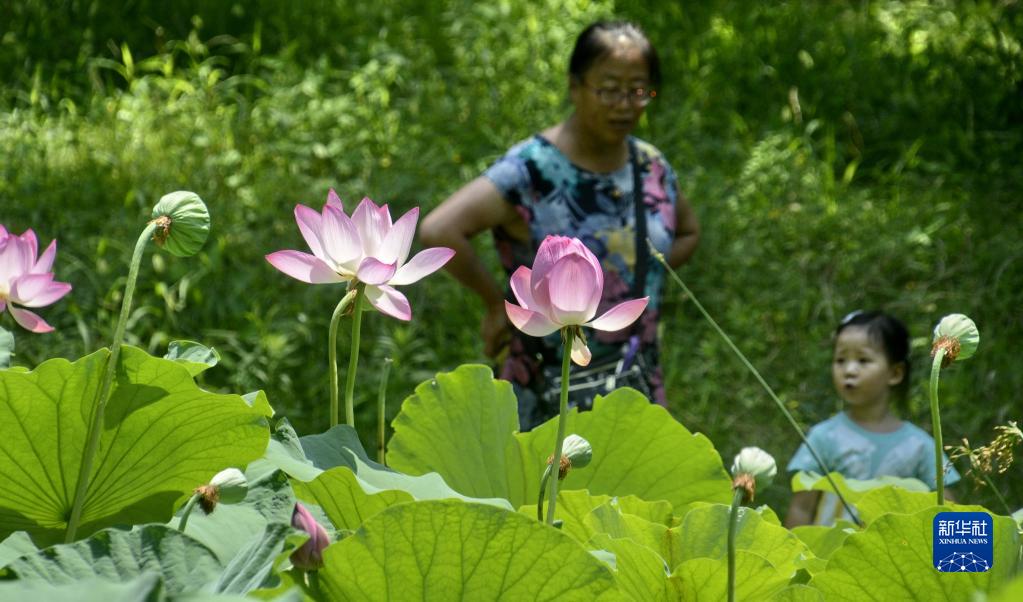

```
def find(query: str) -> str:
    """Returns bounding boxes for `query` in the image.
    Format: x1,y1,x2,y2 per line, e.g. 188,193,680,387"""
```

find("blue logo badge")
933,511,993,572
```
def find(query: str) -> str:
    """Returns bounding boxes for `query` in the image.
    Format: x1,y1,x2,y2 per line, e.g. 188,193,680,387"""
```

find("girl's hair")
835,310,912,412
568,21,662,87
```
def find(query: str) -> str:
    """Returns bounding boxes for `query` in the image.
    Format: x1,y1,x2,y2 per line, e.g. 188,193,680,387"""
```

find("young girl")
784,310,961,527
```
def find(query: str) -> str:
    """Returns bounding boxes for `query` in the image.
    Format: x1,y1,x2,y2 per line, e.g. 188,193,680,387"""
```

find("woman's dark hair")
835,310,912,411
568,21,661,87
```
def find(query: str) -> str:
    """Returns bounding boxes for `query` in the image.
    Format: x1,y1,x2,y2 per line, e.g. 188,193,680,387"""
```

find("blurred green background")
2,0,1020,515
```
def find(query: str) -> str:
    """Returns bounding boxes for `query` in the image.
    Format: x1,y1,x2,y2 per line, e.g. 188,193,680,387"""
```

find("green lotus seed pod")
209,467,248,505
561,434,592,469
150,191,210,257
932,313,979,362
731,446,777,491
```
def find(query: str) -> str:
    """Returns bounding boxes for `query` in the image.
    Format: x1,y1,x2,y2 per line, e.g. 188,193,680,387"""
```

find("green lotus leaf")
810,506,1020,600
0,531,36,573
0,573,161,602
768,584,826,601
388,365,732,509
669,549,790,601
319,499,622,601
0,326,12,369
5,525,220,593
589,532,672,602
260,420,511,531
854,485,944,523
523,490,675,548
0,346,271,544
164,340,221,376
790,522,855,573
989,573,1023,602
792,471,930,501
671,503,809,578
292,467,414,531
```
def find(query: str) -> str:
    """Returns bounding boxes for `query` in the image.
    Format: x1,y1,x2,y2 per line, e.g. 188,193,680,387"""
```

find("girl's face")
569,38,651,146
832,326,905,409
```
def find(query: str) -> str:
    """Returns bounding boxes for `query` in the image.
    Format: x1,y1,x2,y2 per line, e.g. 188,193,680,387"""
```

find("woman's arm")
420,176,524,357
784,490,821,528
667,184,700,269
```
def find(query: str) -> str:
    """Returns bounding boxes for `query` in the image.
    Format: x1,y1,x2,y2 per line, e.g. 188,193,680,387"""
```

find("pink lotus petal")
0,235,29,281
10,274,72,307
531,236,599,312
509,266,539,310
570,334,592,367
352,197,389,257
19,229,38,258
547,255,601,325
319,204,363,270
389,247,454,286
377,207,418,266
355,257,397,285
505,301,560,337
31,239,57,274
8,305,53,333
587,297,649,332
365,285,411,321
0,225,7,238
326,188,344,211
291,503,330,571
266,250,346,284
294,204,327,261
0,300,6,312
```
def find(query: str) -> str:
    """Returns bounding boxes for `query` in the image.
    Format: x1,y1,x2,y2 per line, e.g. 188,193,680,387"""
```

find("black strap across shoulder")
629,138,648,299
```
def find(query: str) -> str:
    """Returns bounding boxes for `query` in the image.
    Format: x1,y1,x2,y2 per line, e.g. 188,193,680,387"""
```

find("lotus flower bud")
291,503,330,571
150,191,210,257
194,467,248,514
731,447,777,502
561,434,593,469
932,314,979,367
547,434,592,480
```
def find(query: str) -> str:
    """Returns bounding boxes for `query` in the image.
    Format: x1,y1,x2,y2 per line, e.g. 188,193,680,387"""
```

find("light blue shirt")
788,411,961,525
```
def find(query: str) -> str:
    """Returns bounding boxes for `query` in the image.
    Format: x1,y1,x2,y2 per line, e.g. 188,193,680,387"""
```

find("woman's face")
569,38,652,146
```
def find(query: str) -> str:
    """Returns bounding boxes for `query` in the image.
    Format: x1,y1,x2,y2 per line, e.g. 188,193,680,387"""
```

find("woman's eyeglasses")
585,85,657,107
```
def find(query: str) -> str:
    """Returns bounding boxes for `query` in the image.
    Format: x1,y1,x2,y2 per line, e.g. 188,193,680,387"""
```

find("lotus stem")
66,222,157,543
377,357,393,464
177,492,201,533
328,287,359,428
343,285,366,427
930,349,946,506
537,464,554,521
545,327,573,525
727,486,744,602
649,241,861,526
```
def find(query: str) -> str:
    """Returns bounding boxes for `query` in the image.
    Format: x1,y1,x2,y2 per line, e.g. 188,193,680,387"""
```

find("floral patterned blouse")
484,134,681,408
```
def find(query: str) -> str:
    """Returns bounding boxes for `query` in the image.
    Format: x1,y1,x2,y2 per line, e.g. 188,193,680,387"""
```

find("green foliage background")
2,0,1020,515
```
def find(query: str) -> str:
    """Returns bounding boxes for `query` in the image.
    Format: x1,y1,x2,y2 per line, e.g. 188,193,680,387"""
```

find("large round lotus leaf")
523,490,675,549
5,525,220,593
810,506,1020,600
669,549,790,601
0,346,270,545
388,365,731,509
589,532,672,602
671,504,809,578
319,499,622,601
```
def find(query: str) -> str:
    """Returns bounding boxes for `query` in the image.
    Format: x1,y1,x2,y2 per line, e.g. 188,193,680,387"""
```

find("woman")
420,21,700,430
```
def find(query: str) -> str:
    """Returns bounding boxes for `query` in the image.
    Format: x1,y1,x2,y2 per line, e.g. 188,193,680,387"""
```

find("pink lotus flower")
505,235,648,366
0,225,72,333
266,190,454,320
290,502,330,571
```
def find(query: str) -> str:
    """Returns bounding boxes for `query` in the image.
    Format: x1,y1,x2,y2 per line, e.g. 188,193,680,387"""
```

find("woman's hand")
482,301,511,359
